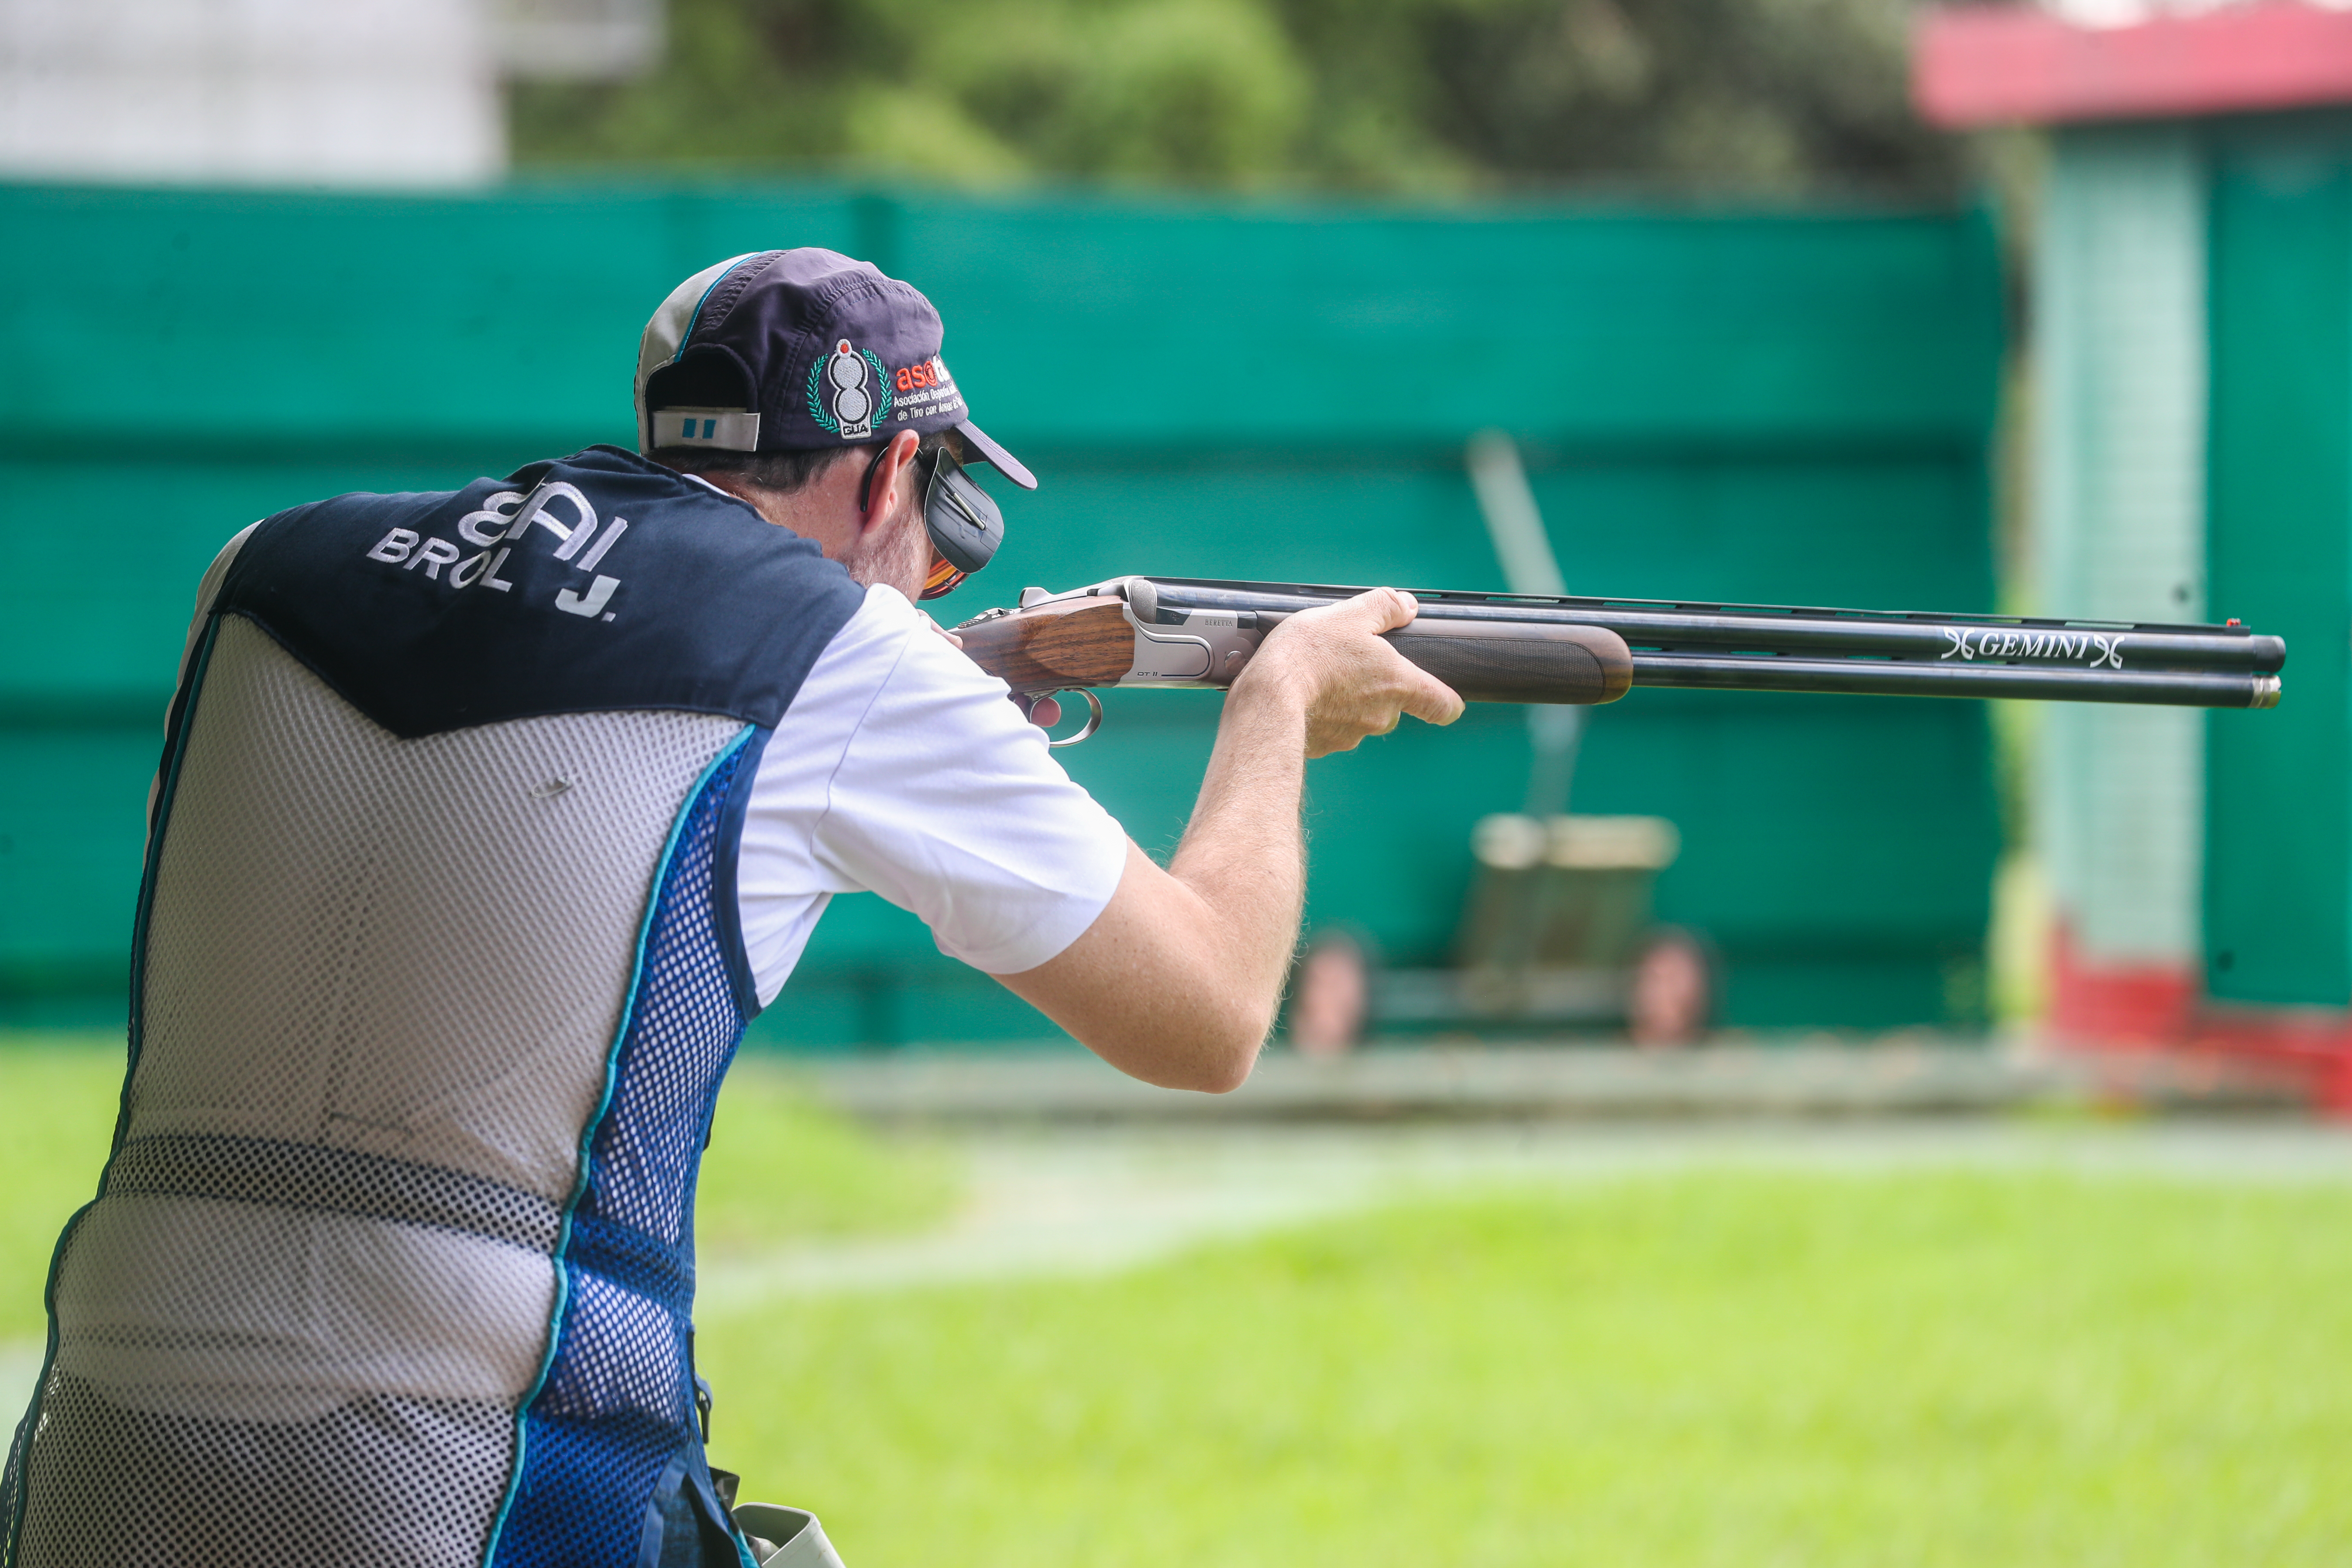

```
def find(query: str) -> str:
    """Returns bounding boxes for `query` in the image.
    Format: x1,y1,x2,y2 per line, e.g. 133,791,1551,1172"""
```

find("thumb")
1336,586,1418,634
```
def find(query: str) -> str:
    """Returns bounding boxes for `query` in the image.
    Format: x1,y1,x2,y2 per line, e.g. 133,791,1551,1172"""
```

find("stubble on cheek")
836,500,931,600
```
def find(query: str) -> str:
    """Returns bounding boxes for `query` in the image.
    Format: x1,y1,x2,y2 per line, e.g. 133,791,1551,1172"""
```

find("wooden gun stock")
952,594,1136,695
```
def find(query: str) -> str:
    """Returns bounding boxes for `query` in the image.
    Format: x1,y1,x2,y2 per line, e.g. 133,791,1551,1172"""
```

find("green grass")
696,1058,957,1251
0,1041,954,1341
698,1172,2352,1568
0,1037,126,1340
10,1038,2352,1561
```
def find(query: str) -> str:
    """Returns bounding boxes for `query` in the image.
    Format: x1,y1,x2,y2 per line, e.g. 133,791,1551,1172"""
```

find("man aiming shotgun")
3,244,2278,1568
0,248,1457,1568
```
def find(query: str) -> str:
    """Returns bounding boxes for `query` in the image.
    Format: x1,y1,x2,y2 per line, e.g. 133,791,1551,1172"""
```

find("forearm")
1165,667,1312,1021
998,677,1309,1093
998,590,1459,1093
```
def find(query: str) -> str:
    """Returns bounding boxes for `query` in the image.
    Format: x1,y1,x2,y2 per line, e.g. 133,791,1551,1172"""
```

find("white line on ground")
695,1119,2352,1312
0,1344,41,1427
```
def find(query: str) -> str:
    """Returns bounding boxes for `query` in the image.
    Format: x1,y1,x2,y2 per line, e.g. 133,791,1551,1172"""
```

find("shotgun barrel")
952,576,2285,737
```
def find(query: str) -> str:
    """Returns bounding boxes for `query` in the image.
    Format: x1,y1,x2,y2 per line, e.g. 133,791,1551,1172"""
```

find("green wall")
0,181,2003,1043
2206,121,2352,1006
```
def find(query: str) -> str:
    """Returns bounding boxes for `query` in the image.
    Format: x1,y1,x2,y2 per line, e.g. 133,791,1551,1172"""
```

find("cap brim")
956,419,1038,490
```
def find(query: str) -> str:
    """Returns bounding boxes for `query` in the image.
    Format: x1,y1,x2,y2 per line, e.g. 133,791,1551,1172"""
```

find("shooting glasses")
863,440,1004,600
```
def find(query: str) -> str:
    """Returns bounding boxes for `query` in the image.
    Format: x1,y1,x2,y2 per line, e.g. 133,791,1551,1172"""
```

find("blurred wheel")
1629,928,1713,1047
1291,932,1370,1057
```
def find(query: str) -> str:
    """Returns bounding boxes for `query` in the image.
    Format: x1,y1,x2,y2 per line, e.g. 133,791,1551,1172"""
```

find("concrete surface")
788,1040,2305,1123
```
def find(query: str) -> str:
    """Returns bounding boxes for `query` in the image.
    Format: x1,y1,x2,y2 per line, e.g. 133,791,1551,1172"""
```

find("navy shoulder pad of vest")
217,445,868,738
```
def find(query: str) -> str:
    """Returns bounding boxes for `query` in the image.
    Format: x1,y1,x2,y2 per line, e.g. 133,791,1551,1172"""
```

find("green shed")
1920,0,2352,1099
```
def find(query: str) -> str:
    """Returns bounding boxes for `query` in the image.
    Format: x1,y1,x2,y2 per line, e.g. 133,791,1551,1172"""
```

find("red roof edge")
1914,2,2352,128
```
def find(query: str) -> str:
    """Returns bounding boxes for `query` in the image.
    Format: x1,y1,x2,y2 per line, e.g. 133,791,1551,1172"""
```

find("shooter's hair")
655,427,969,500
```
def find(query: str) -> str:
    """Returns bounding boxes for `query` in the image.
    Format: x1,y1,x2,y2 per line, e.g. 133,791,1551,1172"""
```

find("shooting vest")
2,446,863,1568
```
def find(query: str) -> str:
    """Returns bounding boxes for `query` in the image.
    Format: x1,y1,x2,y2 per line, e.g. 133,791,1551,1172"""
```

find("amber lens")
919,551,968,601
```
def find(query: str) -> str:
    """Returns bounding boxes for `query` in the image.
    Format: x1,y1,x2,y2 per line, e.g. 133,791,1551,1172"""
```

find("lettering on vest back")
364,483,628,622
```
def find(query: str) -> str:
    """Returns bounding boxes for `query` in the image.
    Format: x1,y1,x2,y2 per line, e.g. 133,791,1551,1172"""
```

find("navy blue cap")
634,248,1037,490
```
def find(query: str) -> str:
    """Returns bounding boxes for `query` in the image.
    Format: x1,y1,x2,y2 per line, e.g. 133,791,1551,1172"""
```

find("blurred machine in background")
0,0,658,185
1288,432,1709,1050
1370,814,1704,1043
1919,0,2352,1103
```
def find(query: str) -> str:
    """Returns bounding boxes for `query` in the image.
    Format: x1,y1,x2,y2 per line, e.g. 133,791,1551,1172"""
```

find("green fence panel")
0,181,2003,1040
0,184,861,456
874,196,1999,449
2205,137,2352,1006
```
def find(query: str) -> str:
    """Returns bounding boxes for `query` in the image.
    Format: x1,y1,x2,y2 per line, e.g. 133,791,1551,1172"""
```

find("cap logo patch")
808,338,892,440
888,355,969,424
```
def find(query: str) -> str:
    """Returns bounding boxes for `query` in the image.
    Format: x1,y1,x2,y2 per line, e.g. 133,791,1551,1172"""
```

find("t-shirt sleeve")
180,523,259,684
151,524,260,832
734,585,1131,1003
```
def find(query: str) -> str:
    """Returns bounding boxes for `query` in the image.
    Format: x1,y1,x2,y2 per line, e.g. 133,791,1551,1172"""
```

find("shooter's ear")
857,430,922,520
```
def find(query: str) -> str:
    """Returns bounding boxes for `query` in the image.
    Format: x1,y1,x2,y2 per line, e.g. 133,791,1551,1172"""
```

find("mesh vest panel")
6,617,748,1567
488,724,761,1568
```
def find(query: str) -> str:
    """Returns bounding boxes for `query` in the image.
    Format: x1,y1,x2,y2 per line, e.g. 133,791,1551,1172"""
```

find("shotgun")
954,576,2285,744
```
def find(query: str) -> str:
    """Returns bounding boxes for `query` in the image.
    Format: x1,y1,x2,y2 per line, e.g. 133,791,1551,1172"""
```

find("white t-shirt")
182,531,1130,1006
733,582,1128,1000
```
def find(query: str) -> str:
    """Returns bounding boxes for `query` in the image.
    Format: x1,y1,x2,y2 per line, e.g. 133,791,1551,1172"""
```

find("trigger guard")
1040,689,1104,748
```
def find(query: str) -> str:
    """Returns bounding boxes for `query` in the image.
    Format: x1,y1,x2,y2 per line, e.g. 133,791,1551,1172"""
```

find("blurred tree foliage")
510,0,1963,196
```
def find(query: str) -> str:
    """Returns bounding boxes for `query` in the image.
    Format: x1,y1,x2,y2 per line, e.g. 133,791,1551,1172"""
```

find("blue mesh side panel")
490,729,760,1568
